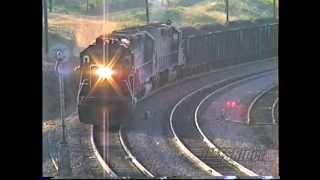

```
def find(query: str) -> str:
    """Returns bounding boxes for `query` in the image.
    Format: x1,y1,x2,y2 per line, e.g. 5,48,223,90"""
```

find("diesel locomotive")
77,22,183,129
77,19,278,129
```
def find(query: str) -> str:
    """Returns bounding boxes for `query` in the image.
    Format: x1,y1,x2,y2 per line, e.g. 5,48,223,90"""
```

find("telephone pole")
225,0,229,23
145,0,150,24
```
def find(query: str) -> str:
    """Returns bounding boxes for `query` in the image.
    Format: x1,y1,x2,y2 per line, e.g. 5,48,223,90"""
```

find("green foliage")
51,0,85,15
108,0,145,10
175,0,207,7
257,0,274,6
95,0,104,6
152,7,183,23
49,0,147,15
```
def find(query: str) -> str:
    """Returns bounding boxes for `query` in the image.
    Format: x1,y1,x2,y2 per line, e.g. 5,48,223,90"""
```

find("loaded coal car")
77,22,184,129
181,18,278,67
176,18,277,78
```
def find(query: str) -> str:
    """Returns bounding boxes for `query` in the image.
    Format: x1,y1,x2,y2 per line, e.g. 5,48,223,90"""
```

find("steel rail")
247,85,278,125
193,77,275,176
119,127,155,177
272,98,279,124
170,69,273,176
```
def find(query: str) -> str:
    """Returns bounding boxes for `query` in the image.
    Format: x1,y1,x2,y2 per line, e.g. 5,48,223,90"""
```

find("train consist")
77,18,278,129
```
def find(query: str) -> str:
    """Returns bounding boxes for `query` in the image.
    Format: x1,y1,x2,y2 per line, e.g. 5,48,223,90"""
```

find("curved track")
170,70,274,176
44,129,59,175
93,124,149,178
195,73,278,176
248,86,279,126
272,98,279,124
99,58,276,178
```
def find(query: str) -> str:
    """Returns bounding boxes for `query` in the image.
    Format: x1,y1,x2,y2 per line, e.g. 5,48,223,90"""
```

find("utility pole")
225,0,229,23
145,0,150,24
55,49,72,178
43,0,49,56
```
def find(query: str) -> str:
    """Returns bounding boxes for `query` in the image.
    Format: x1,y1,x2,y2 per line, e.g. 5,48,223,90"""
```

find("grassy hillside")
49,0,146,15
46,0,276,52
133,0,274,27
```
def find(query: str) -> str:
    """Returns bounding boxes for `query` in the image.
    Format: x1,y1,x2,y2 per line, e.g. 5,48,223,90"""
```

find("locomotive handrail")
76,72,84,105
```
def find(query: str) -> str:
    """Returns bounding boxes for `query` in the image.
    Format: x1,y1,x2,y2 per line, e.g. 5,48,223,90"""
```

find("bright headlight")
96,66,114,79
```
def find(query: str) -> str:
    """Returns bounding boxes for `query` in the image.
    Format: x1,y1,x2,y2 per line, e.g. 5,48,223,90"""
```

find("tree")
86,0,89,13
49,0,53,12
96,0,104,7
95,0,104,14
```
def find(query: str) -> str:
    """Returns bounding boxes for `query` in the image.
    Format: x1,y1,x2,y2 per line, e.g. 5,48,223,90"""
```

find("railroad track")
247,86,279,126
245,84,279,159
90,58,277,178
43,121,61,176
272,98,279,124
44,130,59,175
92,125,153,178
170,69,275,177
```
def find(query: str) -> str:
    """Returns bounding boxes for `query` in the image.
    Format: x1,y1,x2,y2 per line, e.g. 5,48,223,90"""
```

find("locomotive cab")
77,36,134,129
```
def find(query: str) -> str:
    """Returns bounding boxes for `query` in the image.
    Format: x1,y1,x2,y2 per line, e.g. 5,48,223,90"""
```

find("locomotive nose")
95,66,114,79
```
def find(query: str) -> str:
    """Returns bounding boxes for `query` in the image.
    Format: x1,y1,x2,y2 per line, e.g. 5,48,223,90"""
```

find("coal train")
77,18,278,129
